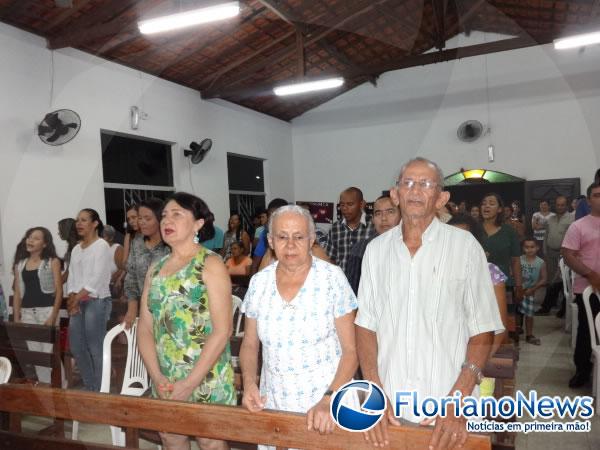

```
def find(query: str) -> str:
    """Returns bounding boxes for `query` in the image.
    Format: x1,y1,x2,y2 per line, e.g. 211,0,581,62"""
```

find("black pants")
574,293,600,376
540,281,564,310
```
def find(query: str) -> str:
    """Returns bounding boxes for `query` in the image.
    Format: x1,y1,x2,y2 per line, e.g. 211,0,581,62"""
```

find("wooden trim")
0,384,491,450
0,430,136,450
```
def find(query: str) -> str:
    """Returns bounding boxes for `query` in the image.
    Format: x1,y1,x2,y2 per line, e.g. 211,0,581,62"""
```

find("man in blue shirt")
200,213,224,252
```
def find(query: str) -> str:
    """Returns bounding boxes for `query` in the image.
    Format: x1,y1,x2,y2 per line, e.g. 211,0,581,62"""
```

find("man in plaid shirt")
325,187,375,273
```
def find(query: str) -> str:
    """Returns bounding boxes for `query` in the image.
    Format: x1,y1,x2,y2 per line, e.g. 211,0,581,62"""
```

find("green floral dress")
148,247,236,405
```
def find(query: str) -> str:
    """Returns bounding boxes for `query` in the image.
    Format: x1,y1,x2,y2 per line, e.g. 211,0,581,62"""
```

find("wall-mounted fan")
38,109,81,146
184,139,212,164
457,120,484,142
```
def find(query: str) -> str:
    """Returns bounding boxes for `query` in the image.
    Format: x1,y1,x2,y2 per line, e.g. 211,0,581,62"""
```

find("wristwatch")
461,361,484,385
323,389,334,397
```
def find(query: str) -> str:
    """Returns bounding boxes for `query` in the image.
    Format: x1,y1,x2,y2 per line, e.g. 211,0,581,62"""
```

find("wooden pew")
0,384,492,450
0,322,64,436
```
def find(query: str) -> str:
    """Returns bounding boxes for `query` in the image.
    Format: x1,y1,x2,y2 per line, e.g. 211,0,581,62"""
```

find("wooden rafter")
203,34,554,100
432,0,448,50
317,40,377,85
203,0,391,97
0,0,35,19
46,0,136,49
447,0,487,36
41,0,92,33
296,28,305,78
257,0,295,25
373,2,434,48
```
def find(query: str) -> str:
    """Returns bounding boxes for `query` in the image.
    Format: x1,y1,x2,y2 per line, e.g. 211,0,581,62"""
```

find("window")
227,153,266,229
101,130,175,234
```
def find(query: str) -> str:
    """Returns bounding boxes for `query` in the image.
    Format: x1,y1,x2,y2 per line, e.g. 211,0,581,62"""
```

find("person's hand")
307,396,334,434
67,295,80,316
363,398,399,447
169,378,195,402
241,383,266,412
421,404,467,450
154,375,173,400
514,286,524,302
587,272,600,293
43,316,57,326
122,309,136,330
523,288,533,297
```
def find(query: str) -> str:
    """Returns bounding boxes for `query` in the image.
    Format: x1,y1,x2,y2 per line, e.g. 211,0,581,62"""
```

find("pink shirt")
561,215,600,293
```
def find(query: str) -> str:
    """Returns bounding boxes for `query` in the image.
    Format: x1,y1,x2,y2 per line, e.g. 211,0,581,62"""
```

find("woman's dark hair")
12,236,27,268
447,214,483,244
166,192,215,242
80,208,104,236
227,213,242,233
58,218,78,264
481,192,505,226
138,197,164,228
125,204,139,236
13,227,58,266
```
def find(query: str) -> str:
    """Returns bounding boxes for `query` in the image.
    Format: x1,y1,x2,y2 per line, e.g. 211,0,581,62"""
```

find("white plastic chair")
581,286,600,399
232,295,244,337
559,258,578,347
72,319,149,445
0,356,12,384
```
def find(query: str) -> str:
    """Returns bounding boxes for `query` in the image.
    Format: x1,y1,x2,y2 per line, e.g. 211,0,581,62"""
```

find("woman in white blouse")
240,205,358,442
66,208,112,391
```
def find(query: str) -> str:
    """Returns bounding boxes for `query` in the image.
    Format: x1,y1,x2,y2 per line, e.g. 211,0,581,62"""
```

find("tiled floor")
21,312,599,449
514,314,599,450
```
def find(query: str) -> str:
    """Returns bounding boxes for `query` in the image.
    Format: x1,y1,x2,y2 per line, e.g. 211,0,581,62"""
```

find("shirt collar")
396,216,440,243
342,211,367,229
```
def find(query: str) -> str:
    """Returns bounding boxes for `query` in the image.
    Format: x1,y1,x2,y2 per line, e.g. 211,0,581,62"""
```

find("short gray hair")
268,205,316,239
103,224,116,241
398,157,445,189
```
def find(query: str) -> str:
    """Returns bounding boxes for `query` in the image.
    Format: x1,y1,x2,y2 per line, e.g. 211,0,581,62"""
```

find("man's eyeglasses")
273,234,309,244
396,179,438,191
373,208,398,218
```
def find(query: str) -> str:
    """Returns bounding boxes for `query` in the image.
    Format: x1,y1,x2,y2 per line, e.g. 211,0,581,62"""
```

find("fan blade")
38,125,54,135
44,112,61,128
46,129,63,143
65,122,78,129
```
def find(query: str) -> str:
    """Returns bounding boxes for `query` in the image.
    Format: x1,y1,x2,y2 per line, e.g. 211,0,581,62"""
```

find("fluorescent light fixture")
274,77,344,96
139,2,240,35
554,31,600,49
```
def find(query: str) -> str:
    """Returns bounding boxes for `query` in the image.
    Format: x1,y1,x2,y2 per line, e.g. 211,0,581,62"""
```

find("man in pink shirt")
562,182,600,388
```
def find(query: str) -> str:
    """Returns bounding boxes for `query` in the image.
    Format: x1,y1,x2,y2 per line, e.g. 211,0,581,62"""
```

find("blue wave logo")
330,380,386,432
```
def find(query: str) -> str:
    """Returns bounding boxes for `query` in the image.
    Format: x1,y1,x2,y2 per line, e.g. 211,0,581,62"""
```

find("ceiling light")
462,169,486,179
138,2,240,35
274,78,344,96
554,31,600,50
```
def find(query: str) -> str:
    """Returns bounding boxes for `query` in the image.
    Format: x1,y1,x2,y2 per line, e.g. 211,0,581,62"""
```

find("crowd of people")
1,160,599,450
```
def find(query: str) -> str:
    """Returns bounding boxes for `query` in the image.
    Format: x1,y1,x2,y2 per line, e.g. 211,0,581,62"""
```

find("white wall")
0,23,293,288
292,32,600,203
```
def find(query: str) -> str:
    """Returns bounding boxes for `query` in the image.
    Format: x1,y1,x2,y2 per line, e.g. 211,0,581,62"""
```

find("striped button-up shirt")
355,219,504,423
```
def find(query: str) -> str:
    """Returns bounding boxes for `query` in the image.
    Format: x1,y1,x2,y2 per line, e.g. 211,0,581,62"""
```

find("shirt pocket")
432,277,466,324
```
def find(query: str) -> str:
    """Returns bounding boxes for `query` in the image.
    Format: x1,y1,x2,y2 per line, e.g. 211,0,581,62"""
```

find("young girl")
12,227,63,383
520,238,547,345
221,213,251,259
67,209,112,391
121,205,140,270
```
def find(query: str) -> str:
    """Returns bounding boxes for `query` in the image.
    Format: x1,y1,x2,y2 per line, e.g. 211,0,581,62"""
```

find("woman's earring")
193,233,200,244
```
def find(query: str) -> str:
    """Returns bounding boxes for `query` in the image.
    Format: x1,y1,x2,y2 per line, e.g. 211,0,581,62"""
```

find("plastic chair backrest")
581,286,600,350
100,319,148,396
559,258,575,301
0,356,12,384
232,295,244,336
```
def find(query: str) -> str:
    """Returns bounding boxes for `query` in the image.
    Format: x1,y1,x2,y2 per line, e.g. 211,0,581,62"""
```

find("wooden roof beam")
41,0,92,33
203,34,553,100
256,0,295,25
46,0,135,49
317,40,377,86
203,0,390,97
432,0,449,50
447,0,487,37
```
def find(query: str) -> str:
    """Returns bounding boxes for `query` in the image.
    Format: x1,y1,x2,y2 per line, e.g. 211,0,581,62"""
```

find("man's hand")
307,396,334,434
421,404,467,450
363,398,399,447
67,294,80,316
241,383,266,412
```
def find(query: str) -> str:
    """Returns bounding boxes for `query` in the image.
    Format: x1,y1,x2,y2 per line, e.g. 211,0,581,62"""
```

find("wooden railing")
0,384,492,450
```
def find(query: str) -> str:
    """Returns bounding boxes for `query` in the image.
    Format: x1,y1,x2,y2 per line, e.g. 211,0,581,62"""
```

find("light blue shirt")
201,226,224,251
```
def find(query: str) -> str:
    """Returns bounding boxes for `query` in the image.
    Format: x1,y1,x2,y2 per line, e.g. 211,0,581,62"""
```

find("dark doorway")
446,182,526,213
524,178,581,218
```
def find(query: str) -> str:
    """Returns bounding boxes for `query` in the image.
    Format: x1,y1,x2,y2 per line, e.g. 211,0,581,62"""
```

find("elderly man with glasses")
355,157,504,450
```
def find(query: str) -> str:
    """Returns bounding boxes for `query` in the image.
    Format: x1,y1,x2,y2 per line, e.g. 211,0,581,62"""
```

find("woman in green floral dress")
138,192,235,450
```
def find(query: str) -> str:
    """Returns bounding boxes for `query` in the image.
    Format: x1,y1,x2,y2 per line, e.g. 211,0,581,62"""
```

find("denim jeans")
68,297,112,391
